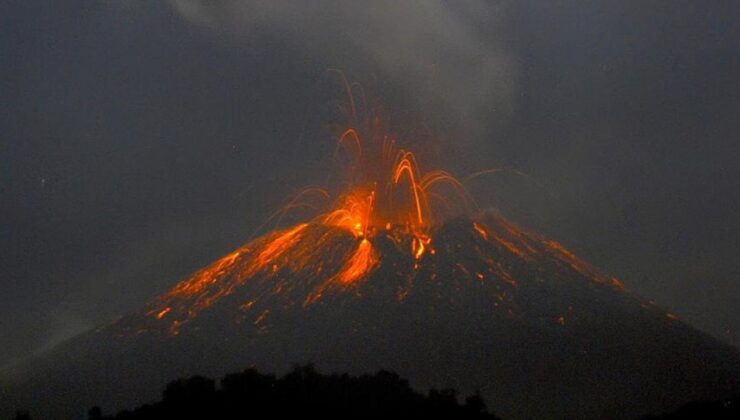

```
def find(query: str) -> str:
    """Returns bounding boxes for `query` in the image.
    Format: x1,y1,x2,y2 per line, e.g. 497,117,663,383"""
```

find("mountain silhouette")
2,212,739,419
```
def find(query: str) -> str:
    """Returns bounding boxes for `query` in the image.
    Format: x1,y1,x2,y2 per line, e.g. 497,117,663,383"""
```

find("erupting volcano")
3,89,739,420
145,88,483,335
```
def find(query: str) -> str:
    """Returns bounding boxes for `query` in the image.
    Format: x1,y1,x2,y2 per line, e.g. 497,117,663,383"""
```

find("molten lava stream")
336,238,378,284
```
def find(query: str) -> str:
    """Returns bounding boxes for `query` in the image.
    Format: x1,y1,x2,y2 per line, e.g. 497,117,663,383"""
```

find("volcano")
4,95,740,419
3,212,739,419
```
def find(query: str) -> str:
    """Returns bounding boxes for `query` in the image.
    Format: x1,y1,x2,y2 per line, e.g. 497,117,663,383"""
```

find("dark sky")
2,0,739,367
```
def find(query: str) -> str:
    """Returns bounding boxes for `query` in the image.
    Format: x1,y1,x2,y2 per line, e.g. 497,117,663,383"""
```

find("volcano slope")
3,212,739,419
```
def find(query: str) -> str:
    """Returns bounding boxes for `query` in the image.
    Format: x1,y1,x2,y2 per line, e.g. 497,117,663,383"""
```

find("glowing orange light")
494,236,526,259
473,222,489,240
167,250,242,298
156,307,171,320
322,189,375,239
253,223,308,270
337,239,378,284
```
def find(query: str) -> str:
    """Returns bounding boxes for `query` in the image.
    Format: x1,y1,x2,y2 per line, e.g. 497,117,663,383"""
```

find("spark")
156,307,171,320
473,222,489,240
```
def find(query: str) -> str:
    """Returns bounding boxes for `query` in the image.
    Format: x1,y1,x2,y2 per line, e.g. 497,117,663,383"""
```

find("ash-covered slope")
3,213,739,419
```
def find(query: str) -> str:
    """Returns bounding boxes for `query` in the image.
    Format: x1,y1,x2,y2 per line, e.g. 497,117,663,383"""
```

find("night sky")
2,0,739,367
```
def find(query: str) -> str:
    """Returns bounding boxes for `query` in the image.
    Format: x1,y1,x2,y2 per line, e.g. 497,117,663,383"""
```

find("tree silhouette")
13,411,31,420
91,364,501,419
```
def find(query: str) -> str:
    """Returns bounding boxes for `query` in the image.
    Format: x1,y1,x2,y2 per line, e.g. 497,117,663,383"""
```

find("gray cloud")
168,0,518,134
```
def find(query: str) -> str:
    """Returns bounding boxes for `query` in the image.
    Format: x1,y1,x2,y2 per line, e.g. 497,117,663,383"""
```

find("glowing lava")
337,239,377,284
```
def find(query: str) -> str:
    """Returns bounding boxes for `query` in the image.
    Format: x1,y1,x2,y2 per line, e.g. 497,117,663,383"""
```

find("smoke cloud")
168,0,518,136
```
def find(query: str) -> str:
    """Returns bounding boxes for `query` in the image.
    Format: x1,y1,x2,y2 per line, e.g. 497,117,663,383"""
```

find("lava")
336,239,378,285
253,223,309,271
322,188,375,239
472,222,489,240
